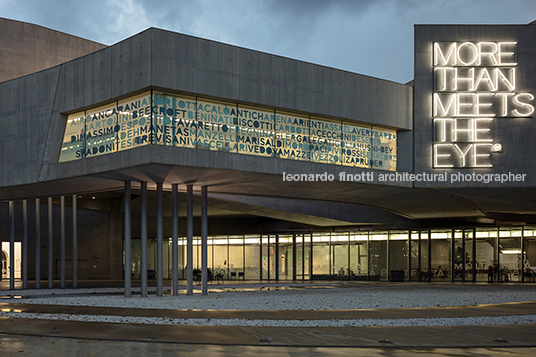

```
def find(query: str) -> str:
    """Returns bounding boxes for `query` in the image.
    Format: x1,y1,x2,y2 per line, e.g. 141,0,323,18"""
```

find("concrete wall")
0,27,412,190
0,18,106,83
0,200,123,280
150,29,412,130
414,24,536,187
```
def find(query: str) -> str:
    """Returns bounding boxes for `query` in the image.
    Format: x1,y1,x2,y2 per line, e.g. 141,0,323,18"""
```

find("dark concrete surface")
1,300,535,320
1,335,535,356
0,281,535,355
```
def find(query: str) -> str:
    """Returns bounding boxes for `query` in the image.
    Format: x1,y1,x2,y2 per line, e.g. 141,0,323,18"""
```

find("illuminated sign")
432,42,534,168
59,91,397,171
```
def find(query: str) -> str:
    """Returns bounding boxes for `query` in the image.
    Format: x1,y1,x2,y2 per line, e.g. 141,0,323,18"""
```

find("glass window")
341,123,372,168
369,232,388,280
244,235,260,279
312,233,330,278
278,234,293,280
524,227,536,281
269,235,277,279
59,112,86,162
389,231,408,281
430,230,451,281
117,92,152,150
261,235,269,279
475,228,498,282
236,105,274,157
274,112,310,160
350,232,368,279
60,92,398,171
151,92,196,148
499,227,522,282
228,236,243,280
197,98,237,152
331,233,348,280
309,118,341,165
213,237,228,279
85,103,118,158
372,127,397,171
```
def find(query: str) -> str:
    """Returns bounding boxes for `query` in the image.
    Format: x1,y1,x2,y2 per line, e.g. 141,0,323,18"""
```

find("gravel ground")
0,311,535,327
2,284,535,311
1,284,535,327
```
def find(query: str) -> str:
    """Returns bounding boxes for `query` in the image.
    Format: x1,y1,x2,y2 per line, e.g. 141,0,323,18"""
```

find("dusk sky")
1,0,535,83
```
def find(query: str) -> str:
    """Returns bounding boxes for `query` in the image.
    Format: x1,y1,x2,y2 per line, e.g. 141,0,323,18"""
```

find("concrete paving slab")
1,317,535,348
2,335,536,357
1,301,536,320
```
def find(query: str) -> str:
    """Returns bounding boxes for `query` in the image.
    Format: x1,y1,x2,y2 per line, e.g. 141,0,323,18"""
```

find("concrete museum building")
1,18,536,296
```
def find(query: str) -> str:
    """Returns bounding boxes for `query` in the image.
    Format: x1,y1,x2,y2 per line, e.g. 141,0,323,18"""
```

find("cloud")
1,0,535,83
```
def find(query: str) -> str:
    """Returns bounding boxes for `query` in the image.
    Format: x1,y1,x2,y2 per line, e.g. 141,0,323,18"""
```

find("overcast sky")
1,0,535,83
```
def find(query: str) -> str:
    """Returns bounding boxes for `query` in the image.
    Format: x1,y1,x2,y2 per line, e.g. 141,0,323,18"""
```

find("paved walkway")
1,300,535,348
1,281,535,355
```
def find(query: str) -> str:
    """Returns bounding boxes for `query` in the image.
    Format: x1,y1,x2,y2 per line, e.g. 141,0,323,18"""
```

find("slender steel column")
186,184,193,295
462,229,467,282
22,200,28,289
259,236,263,280
275,235,279,280
302,234,305,280
521,227,525,283
171,184,178,296
48,197,53,288
140,182,148,297
472,228,476,282
72,195,77,288
427,230,432,282
35,198,41,289
418,231,422,282
267,236,270,280
407,231,412,282
292,234,297,281
495,227,500,282
201,186,208,295
451,229,456,282
60,196,65,288
347,233,351,281
124,181,131,298
386,233,391,282
156,182,163,297
310,233,314,279
9,201,15,290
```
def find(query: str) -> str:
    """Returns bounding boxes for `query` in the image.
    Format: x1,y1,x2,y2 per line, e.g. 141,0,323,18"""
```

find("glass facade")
60,91,397,171
126,226,536,282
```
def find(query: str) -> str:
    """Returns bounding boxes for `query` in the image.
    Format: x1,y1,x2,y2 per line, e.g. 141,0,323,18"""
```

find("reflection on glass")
309,118,341,164
245,237,260,279
312,233,330,277
117,93,152,150
499,228,522,282
85,103,118,158
236,105,274,157
59,92,398,171
196,99,237,152
342,123,371,168
431,230,451,281
372,127,397,171
369,235,387,280
274,112,310,160
152,92,195,148
389,231,408,281
278,234,293,280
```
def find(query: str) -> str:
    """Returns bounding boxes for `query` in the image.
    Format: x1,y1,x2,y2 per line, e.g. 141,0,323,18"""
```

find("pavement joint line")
1,301,536,320
1,330,536,349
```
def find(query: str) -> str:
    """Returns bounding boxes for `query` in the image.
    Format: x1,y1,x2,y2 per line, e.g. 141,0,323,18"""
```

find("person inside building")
487,265,494,283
